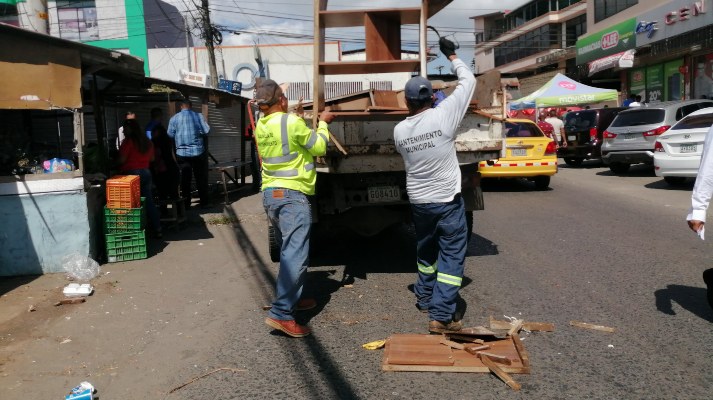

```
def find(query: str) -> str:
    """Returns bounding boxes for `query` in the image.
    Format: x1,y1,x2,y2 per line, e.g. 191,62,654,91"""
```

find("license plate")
511,148,527,156
621,134,636,140
367,186,400,203
680,144,697,153
568,135,576,141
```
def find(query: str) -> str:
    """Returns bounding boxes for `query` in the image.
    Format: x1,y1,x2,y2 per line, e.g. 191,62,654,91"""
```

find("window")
594,0,638,23
505,122,544,137
611,109,665,127
671,113,713,130
56,1,99,41
565,14,586,47
676,103,713,120
494,24,561,67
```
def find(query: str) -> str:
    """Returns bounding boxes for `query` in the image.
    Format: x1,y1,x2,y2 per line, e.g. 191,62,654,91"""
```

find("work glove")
439,37,457,58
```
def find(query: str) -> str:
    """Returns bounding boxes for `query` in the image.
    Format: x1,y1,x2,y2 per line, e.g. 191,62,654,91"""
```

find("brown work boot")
265,318,311,338
428,320,463,334
295,298,317,311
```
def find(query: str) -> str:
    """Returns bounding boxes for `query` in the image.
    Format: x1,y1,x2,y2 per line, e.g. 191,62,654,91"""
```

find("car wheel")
564,158,584,167
533,176,550,191
465,210,473,244
268,223,280,262
609,162,630,174
663,176,687,185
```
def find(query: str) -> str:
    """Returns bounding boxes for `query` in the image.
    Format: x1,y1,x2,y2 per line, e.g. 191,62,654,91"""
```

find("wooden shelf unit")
313,0,453,125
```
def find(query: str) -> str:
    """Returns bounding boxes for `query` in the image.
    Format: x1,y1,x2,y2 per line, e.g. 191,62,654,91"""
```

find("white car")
654,107,713,185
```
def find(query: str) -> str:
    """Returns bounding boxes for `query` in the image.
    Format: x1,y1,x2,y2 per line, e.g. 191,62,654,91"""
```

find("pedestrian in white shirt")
686,123,713,309
394,37,475,333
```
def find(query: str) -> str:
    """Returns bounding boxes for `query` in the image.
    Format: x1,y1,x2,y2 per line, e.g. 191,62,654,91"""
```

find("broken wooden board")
382,334,530,373
489,316,555,332
480,354,521,391
448,326,507,338
570,321,615,333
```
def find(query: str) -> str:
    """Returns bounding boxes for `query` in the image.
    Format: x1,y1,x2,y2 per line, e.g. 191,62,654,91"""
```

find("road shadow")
644,179,695,191
596,164,656,177
654,280,713,323
467,232,499,257
0,275,39,297
557,159,605,169
481,178,548,192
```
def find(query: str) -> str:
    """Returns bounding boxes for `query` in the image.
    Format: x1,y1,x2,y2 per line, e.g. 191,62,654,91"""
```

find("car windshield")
610,109,665,127
505,122,544,137
564,111,596,131
671,113,713,130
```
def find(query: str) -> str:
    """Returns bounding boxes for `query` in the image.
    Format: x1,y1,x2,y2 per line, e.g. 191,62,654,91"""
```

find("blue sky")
169,0,529,72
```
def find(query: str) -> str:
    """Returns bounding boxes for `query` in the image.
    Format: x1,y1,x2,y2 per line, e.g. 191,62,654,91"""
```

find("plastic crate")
104,206,144,233
106,230,147,263
107,175,141,209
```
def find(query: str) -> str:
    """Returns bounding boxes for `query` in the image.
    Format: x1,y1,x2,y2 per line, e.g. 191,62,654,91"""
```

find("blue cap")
404,76,433,101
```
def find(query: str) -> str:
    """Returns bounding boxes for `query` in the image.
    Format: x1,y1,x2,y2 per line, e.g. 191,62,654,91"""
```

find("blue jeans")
263,188,312,321
412,194,467,322
125,169,162,233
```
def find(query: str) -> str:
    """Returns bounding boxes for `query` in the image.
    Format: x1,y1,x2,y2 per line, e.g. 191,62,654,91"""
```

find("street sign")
219,79,242,94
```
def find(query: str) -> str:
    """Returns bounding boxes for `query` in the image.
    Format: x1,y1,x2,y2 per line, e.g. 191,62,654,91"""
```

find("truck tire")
268,224,280,262
465,210,473,243
533,176,550,191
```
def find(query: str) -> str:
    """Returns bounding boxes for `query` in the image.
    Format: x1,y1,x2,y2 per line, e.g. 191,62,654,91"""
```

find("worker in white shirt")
394,37,475,333
686,123,713,310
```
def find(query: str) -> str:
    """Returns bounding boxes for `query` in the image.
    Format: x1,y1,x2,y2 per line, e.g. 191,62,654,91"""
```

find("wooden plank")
365,12,401,61
570,321,615,333
445,334,484,344
382,334,529,374
319,60,420,75
463,344,490,355
319,8,421,28
313,0,327,130
371,90,404,108
480,354,522,391
440,339,464,350
477,351,511,365
490,316,555,332
489,316,512,330
507,319,524,337
512,334,530,372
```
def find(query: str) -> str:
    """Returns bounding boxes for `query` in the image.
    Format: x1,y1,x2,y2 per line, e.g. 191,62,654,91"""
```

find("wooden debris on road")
480,353,521,391
169,367,247,394
476,351,512,365
507,319,524,337
489,316,555,332
440,339,465,350
463,344,490,355
569,321,615,333
445,334,485,344
54,298,87,306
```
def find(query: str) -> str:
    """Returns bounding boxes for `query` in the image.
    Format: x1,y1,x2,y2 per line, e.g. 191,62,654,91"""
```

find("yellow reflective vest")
255,112,329,195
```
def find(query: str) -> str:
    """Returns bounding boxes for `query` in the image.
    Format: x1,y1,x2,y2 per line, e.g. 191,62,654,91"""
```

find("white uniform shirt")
545,117,564,142
394,58,476,204
687,124,713,222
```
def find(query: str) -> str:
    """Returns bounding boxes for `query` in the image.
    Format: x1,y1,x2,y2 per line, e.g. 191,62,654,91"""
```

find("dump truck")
262,0,505,261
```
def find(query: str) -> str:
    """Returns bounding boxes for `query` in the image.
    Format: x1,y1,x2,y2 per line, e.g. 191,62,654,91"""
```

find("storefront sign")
536,48,574,65
588,49,636,77
646,64,664,102
629,68,647,100
637,0,712,46
576,18,637,65
180,70,210,87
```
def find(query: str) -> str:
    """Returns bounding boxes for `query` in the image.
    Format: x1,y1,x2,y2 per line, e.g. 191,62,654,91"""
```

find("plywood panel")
382,334,530,373
320,60,420,75
365,12,401,61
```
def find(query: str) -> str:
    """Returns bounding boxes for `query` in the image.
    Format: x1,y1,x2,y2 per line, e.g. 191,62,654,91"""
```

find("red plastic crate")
107,175,141,209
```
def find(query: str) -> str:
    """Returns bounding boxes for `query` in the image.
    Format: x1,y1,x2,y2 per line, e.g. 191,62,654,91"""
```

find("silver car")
601,99,713,173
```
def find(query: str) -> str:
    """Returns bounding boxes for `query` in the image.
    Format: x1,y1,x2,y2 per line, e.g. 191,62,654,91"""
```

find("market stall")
509,73,619,111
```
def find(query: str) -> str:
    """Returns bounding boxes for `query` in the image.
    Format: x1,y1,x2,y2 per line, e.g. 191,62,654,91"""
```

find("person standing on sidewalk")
254,79,334,338
394,37,475,333
167,100,211,208
686,123,713,309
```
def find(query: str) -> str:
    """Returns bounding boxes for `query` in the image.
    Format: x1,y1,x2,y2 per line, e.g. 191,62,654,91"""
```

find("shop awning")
509,73,619,110
588,49,636,77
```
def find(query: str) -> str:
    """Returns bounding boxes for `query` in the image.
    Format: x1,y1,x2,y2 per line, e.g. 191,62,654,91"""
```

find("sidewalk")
0,192,271,399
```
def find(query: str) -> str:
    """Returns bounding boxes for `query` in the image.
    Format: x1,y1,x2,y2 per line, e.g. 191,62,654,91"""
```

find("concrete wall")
0,179,97,276
587,0,669,34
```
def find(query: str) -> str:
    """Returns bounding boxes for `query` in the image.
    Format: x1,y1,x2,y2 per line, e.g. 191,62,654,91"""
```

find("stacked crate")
104,175,147,262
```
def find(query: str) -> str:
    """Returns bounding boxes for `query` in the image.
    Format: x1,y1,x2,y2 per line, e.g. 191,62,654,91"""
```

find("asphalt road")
175,160,713,399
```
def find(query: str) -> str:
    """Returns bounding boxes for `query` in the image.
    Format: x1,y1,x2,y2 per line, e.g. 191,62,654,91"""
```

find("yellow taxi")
478,119,558,190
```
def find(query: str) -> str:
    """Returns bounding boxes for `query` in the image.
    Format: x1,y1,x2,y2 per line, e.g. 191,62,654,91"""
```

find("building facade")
578,0,713,102
472,0,586,95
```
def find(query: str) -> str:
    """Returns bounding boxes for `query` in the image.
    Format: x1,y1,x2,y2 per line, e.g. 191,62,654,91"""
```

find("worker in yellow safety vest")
254,79,334,338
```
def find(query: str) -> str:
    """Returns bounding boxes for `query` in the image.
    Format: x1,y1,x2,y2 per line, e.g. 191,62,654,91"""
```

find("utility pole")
200,0,219,88
184,14,192,72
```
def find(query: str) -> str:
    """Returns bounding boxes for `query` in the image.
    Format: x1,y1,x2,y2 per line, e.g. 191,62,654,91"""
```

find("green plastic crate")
106,230,147,262
104,197,146,233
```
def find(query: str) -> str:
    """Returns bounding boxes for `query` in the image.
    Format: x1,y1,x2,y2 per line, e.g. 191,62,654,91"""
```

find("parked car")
478,119,557,190
601,99,713,173
654,107,713,185
559,107,626,166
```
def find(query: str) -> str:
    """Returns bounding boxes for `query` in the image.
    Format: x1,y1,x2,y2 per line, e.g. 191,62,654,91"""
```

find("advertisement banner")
588,49,636,77
576,18,637,65
664,59,684,101
694,54,713,99
646,64,664,103
629,68,646,100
